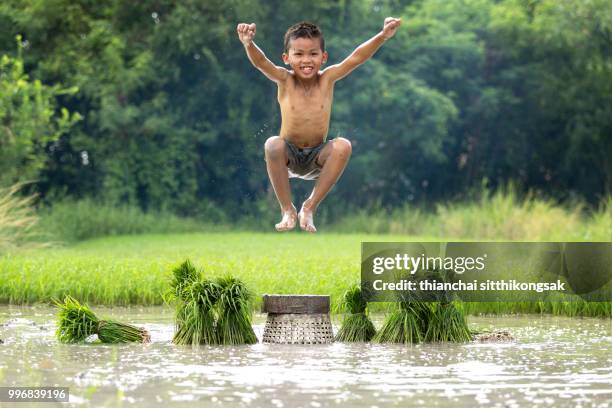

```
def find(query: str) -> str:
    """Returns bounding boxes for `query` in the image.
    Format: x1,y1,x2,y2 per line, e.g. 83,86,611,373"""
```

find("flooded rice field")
0,306,610,407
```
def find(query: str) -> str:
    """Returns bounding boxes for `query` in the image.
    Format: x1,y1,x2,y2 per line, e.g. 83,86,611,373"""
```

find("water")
0,306,610,407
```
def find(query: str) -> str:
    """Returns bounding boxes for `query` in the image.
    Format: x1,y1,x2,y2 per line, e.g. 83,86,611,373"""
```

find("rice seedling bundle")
55,296,150,343
168,260,214,345
374,300,472,343
373,301,429,344
55,296,98,343
216,276,257,345
168,260,257,345
97,320,151,343
169,260,201,301
172,279,220,345
424,302,472,342
335,285,376,342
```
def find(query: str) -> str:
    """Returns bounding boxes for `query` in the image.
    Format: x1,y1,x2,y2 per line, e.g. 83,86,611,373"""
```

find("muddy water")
0,306,610,407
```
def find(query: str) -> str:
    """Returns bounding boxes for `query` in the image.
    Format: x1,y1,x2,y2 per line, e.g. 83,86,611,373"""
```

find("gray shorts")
284,139,327,180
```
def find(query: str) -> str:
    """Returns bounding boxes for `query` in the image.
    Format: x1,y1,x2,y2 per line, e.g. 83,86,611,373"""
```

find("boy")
237,18,401,232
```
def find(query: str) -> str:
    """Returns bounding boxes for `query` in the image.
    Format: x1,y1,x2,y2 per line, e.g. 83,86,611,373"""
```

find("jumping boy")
237,18,401,232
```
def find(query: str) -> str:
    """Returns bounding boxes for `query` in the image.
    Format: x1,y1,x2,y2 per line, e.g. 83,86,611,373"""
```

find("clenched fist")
382,17,401,39
237,23,256,45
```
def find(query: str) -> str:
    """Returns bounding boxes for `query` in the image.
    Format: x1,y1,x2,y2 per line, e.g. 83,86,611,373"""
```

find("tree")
0,35,80,187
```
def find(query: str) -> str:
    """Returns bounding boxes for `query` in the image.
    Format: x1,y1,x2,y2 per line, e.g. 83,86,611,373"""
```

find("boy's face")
282,37,328,80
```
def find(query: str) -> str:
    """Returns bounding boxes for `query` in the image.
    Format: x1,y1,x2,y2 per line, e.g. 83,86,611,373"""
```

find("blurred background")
0,0,610,242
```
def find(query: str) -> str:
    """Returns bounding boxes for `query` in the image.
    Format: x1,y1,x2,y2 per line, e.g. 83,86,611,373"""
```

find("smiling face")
282,37,328,80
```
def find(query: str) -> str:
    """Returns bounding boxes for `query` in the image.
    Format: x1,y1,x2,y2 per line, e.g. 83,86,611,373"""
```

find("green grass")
0,232,424,307
0,183,42,252
1,232,609,317
28,188,612,243
37,199,221,242
331,188,611,241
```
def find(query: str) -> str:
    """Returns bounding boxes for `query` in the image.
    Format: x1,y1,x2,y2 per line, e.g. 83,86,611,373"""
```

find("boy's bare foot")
298,205,317,233
275,206,297,231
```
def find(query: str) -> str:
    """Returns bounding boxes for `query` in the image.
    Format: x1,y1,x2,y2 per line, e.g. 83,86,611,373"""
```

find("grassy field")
1,232,609,317
32,190,612,243
0,232,389,306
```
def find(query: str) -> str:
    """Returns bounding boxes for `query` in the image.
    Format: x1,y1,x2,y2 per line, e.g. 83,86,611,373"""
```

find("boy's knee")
334,137,352,157
264,136,286,160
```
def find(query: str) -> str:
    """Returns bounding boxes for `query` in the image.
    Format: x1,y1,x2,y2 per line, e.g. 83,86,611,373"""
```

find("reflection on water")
0,306,610,407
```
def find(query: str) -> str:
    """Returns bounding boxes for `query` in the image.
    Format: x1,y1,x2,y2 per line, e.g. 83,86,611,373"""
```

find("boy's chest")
278,84,334,115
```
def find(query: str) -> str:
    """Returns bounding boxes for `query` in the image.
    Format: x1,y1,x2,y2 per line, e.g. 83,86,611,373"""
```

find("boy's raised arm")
323,17,401,83
237,23,288,83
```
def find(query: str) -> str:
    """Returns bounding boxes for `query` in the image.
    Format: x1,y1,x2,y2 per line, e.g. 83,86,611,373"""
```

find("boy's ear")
322,51,328,64
282,52,289,65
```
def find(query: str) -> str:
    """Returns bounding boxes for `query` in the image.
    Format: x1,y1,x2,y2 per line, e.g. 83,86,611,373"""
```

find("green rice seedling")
335,313,376,342
335,285,376,342
424,302,472,342
55,296,98,343
169,260,201,301
97,320,151,343
55,296,150,343
374,302,429,344
168,259,216,345
172,279,220,345
216,276,257,345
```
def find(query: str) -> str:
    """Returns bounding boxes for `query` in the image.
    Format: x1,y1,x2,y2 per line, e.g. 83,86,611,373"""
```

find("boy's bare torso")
278,72,333,148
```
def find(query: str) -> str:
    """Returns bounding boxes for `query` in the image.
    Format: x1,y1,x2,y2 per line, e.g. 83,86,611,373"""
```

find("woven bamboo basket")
261,295,333,344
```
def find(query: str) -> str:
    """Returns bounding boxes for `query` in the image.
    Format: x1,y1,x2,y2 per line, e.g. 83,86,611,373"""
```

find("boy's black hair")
284,22,325,53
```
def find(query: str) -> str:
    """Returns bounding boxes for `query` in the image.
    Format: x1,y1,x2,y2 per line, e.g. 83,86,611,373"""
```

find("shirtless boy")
237,18,401,232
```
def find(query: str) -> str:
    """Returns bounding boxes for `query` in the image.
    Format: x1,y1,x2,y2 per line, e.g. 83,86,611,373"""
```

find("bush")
0,37,80,186
38,199,217,242
434,187,584,240
330,186,611,240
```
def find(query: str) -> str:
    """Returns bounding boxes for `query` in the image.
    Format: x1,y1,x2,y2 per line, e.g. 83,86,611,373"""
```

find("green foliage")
331,187,612,241
585,197,612,241
434,186,585,240
0,0,609,214
0,36,80,186
38,199,216,242
34,188,612,242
